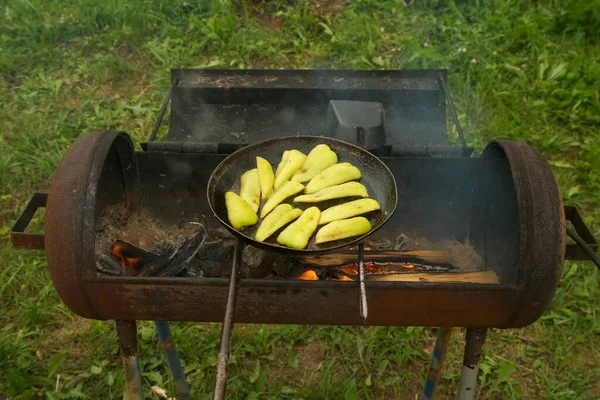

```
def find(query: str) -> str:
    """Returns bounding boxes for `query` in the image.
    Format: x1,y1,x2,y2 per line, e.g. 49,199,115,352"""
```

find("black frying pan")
207,136,398,255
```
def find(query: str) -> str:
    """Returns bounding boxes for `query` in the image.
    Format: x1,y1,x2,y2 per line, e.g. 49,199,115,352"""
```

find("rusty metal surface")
457,327,487,400
10,192,47,250
462,328,487,368
116,320,144,400
38,131,564,328
207,135,398,254
45,130,139,319
82,278,519,327
488,140,565,327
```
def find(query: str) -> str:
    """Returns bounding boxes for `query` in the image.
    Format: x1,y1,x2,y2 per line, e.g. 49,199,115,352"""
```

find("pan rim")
207,135,398,255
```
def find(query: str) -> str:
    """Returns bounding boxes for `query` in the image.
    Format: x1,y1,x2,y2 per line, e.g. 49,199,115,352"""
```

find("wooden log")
300,250,451,267
367,270,499,284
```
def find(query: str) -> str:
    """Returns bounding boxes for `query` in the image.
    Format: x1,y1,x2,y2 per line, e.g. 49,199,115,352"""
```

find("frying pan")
207,136,398,255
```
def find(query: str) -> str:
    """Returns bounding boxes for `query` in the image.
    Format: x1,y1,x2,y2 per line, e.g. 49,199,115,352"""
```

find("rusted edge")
493,140,565,327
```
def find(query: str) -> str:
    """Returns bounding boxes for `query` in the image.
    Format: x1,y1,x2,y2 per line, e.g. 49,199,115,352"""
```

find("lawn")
1,0,600,398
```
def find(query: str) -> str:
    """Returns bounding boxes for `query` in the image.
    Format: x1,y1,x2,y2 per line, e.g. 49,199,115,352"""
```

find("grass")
1,0,600,398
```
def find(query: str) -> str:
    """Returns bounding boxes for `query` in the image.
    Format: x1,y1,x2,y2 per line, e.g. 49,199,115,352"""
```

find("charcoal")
243,245,265,268
200,260,227,277
197,239,234,263
96,254,122,276
266,255,305,279
368,237,392,250
136,227,207,277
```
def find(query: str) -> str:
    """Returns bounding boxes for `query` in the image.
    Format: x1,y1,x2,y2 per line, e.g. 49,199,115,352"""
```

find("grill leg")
456,328,487,400
155,321,192,400
116,320,144,400
421,327,453,400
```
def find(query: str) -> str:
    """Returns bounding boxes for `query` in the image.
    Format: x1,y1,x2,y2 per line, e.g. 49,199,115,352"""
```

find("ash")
96,205,482,279
366,235,482,272
95,204,204,255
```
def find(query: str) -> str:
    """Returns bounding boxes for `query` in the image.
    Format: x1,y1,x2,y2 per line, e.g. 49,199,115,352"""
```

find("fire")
294,262,421,281
340,264,358,275
297,270,319,280
339,262,417,276
331,275,352,281
111,241,142,271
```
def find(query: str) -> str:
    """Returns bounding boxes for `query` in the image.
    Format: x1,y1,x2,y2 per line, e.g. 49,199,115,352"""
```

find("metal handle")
10,192,48,250
564,205,598,260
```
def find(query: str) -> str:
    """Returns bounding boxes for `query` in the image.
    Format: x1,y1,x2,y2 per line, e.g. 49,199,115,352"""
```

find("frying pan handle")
10,192,47,250
564,205,598,261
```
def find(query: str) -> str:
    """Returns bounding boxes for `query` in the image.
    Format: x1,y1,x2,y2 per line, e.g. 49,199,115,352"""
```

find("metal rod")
358,243,368,323
457,328,487,400
438,74,467,148
213,239,243,400
115,320,144,400
149,79,178,142
567,227,600,270
421,327,453,400
155,321,192,400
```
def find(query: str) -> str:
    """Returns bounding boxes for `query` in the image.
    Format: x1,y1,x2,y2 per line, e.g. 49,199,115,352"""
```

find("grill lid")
146,69,473,157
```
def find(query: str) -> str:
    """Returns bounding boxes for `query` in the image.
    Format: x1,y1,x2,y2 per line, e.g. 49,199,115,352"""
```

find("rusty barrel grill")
11,69,600,400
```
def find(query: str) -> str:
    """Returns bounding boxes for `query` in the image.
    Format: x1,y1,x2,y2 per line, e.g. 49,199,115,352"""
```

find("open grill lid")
144,69,473,157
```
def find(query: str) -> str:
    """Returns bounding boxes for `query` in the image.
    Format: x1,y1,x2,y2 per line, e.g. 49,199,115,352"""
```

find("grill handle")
564,205,598,261
10,192,47,250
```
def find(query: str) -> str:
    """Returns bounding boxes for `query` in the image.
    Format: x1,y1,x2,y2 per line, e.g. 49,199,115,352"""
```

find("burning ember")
111,240,152,274
96,219,207,277
339,262,417,276
297,270,319,280
297,262,440,281
330,275,353,281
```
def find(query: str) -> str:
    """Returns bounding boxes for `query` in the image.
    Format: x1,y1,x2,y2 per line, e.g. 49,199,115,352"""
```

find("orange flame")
340,264,358,275
111,242,141,270
330,275,353,281
297,270,319,280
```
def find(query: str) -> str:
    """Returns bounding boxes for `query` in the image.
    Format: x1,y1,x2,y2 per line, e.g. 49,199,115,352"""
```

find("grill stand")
421,327,487,399
421,327,453,400
116,320,144,400
457,328,488,400
155,321,192,400
114,322,487,399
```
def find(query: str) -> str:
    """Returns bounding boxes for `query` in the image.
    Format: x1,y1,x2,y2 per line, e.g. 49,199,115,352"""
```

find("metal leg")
213,239,243,400
357,243,368,323
457,328,487,400
421,327,453,400
155,321,192,400
116,320,144,400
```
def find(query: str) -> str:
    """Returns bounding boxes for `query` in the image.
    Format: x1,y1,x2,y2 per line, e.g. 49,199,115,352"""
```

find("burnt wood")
300,250,451,266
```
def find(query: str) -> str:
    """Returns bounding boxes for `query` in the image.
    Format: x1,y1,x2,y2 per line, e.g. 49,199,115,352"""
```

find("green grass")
1,0,600,398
